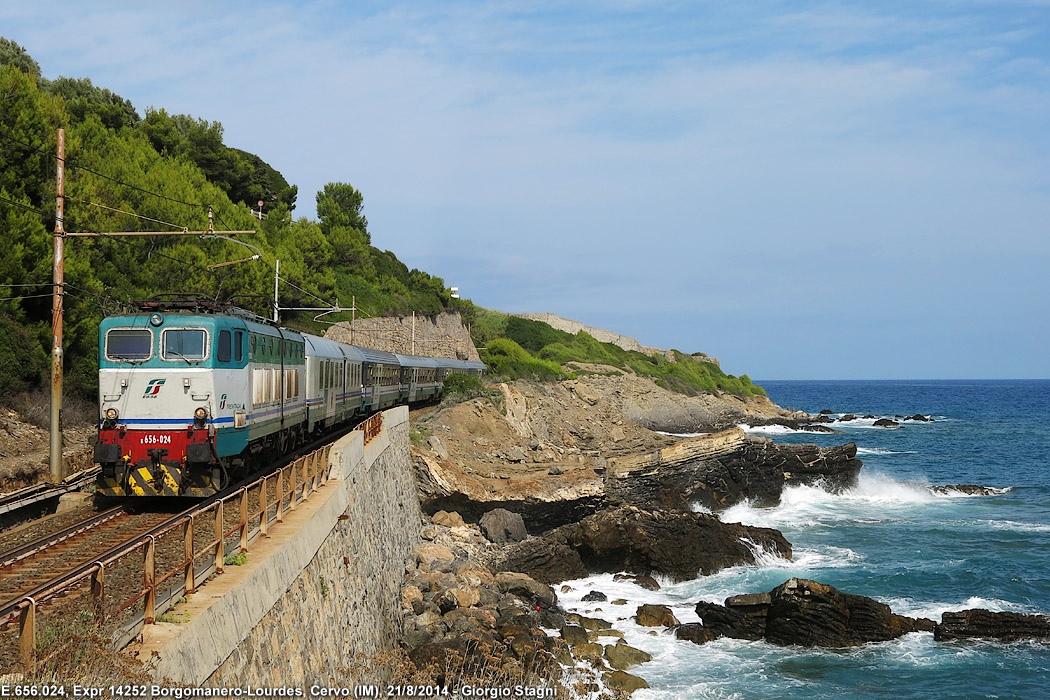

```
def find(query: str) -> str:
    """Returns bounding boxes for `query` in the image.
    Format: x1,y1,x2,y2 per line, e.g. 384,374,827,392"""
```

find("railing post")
214,501,225,574
19,597,35,672
90,563,105,626
144,536,156,624
239,488,248,552
184,517,195,594
276,468,285,522
260,477,269,537
319,446,329,486
302,455,310,502
289,460,298,513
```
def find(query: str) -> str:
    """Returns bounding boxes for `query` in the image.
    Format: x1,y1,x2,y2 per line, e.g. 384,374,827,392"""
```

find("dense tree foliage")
43,77,139,131
0,38,39,77
0,45,459,399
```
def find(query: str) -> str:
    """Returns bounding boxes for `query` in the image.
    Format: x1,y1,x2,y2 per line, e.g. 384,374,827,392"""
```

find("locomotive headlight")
193,406,208,428
149,313,164,327
102,407,119,430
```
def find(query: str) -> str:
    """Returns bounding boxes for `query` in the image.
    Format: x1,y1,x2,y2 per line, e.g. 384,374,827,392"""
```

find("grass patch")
23,613,152,685
158,610,191,623
409,425,432,446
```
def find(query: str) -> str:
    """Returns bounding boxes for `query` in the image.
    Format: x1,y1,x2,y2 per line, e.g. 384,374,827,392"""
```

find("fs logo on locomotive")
143,378,166,398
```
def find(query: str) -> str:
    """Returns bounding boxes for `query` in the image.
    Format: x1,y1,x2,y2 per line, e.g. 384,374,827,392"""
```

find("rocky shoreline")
396,375,1040,693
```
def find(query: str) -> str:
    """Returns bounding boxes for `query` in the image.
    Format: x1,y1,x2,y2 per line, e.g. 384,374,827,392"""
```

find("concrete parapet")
135,406,422,687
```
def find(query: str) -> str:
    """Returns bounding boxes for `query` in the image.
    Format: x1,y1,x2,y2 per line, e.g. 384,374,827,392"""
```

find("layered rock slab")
495,505,792,584
606,428,861,512
678,578,934,648
934,609,1050,642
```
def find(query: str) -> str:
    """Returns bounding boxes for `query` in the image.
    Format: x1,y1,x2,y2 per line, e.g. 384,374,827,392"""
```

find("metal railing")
2,442,336,672
361,411,383,445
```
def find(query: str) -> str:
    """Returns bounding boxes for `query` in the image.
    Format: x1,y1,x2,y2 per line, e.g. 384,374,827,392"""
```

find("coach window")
162,329,207,362
105,329,152,361
235,331,244,362
217,330,232,362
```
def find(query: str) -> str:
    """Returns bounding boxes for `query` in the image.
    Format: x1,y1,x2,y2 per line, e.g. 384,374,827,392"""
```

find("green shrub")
443,372,485,395
481,338,565,382
0,315,47,398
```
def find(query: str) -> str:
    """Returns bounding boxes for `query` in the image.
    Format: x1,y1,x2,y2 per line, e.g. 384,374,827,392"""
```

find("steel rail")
0,467,101,515
0,505,127,571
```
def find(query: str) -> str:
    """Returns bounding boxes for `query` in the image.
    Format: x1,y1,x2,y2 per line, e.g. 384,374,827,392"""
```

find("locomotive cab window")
217,330,232,362
162,329,207,362
105,329,152,361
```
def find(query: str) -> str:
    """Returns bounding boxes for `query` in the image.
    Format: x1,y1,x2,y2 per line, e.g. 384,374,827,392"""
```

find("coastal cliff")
410,373,859,530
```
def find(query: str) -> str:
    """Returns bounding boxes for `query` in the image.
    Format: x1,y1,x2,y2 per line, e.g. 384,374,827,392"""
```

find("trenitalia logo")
143,379,165,397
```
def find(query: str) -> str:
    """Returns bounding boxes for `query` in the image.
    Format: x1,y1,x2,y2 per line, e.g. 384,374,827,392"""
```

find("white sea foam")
977,518,1050,532
718,471,939,530
885,595,1043,621
856,447,916,456
738,537,792,567
735,423,828,436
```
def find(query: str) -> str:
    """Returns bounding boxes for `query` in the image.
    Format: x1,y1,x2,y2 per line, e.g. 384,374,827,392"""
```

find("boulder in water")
495,505,791,583
934,609,1050,642
680,578,933,647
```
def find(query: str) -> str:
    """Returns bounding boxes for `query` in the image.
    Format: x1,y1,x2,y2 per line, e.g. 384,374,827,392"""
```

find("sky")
3,1,1049,379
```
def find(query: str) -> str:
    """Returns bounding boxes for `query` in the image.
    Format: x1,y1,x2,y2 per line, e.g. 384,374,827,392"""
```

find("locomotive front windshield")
105,329,153,361
162,328,207,361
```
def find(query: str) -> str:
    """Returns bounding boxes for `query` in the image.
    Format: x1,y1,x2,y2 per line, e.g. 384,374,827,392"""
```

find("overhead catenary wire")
0,132,210,211
64,195,189,232
0,193,225,282
0,293,54,302
3,133,262,241
63,283,137,313
3,133,269,314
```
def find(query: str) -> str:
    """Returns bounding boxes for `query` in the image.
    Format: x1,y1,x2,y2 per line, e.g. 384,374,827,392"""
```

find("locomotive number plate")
139,434,173,445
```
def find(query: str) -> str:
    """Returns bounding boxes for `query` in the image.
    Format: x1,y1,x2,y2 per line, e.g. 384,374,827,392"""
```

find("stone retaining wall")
142,406,422,687
326,312,481,362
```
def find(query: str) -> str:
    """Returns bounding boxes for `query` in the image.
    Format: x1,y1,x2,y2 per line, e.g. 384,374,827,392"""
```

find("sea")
556,380,1050,700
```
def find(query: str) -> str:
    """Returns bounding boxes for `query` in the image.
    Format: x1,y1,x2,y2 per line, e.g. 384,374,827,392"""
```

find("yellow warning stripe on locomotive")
96,465,218,497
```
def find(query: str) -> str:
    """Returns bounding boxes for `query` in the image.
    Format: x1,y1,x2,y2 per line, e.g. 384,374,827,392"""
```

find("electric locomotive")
93,300,484,497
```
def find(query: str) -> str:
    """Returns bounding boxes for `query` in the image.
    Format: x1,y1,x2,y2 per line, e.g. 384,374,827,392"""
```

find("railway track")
0,468,101,532
0,422,356,613
0,431,343,672
0,506,175,613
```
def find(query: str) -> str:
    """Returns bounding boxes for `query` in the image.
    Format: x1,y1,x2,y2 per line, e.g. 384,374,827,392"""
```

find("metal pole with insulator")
49,128,65,481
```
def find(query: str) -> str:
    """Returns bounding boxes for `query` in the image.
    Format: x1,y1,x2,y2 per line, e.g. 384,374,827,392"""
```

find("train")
92,300,484,497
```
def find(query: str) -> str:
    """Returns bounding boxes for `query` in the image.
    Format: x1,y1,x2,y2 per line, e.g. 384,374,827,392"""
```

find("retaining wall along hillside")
139,406,421,687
